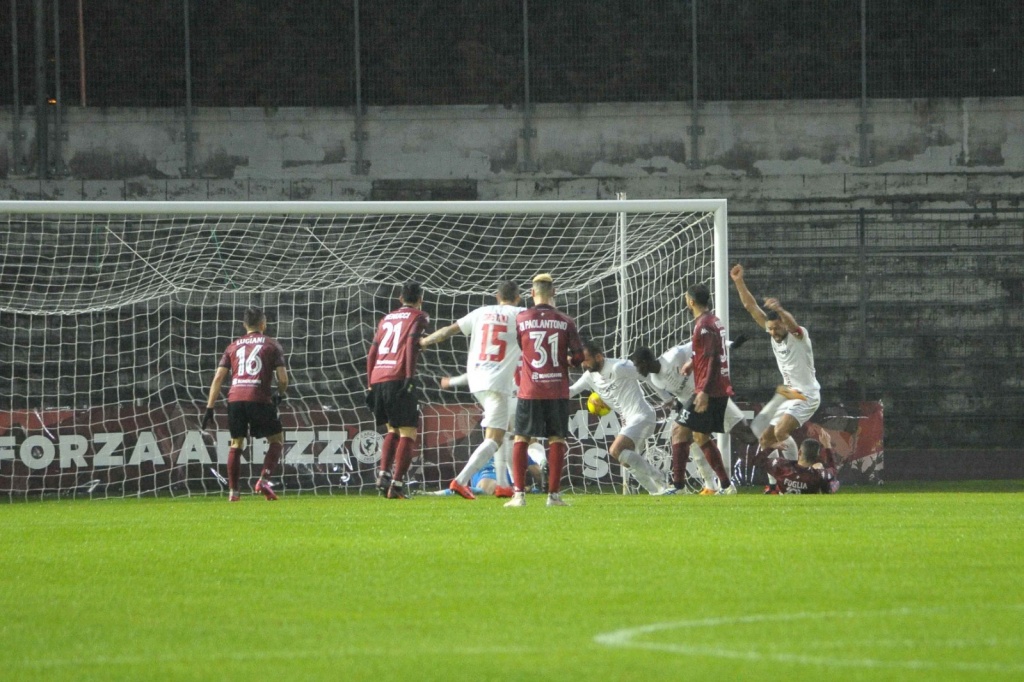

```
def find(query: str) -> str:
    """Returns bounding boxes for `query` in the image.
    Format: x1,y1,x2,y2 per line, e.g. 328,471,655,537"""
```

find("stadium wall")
1,98,1023,209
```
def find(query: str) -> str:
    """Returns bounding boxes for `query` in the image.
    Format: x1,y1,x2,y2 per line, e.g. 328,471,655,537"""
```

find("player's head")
531,273,555,303
630,346,660,377
798,438,822,467
684,283,710,314
400,281,424,307
496,280,521,305
581,340,604,372
764,310,788,342
243,306,266,332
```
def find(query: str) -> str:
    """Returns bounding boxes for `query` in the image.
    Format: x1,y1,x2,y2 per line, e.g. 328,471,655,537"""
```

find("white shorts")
619,416,656,447
473,390,515,431
770,393,821,428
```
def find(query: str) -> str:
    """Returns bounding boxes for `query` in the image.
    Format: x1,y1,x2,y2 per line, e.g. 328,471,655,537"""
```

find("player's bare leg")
254,432,283,501
452,426,506,500
611,435,667,495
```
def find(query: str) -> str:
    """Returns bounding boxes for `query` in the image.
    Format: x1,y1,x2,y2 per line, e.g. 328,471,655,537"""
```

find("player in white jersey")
731,264,821,492
631,335,751,494
569,341,670,495
419,281,525,499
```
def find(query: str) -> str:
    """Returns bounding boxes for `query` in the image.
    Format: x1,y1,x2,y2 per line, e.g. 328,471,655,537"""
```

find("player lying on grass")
427,447,545,497
751,429,839,494
632,334,751,494
570,341,670,495
419,281,525,499
203,306,289,502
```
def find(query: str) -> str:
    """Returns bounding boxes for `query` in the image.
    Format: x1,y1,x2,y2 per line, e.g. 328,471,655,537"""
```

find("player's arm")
440,373,469,390
566,324,585,368
420,322,461,348
763,298,803,338
206,366,229,408
403,315,428,383
366,338,379,386
569,374,590,398
275,365,289,398
730,264,767,329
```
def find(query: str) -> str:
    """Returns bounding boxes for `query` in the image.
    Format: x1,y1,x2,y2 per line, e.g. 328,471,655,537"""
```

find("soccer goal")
0,199,728,499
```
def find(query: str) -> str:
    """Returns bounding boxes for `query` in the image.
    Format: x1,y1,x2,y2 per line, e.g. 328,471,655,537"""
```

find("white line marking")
594,606,1024,674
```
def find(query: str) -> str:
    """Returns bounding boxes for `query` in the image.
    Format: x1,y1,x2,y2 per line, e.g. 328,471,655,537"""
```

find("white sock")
619,450,664,494
780,436,798,460
689,442,718,490
456,438,499,486
494,435,512,487
751,393,787,438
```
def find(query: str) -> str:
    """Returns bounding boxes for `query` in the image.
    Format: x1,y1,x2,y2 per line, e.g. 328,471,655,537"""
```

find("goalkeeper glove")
400,377,416,394
201,407,216,430
730,333,749,351
272,392,286,407
364,389,376,411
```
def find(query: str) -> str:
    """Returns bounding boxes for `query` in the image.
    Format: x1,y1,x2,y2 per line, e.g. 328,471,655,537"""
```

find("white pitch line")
594,606,1024,674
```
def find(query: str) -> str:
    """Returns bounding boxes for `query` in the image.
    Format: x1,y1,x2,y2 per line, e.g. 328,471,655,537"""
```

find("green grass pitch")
2,482,1022,681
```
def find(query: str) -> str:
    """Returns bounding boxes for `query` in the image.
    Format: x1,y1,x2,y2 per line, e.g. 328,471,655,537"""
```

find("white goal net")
0,199,728,500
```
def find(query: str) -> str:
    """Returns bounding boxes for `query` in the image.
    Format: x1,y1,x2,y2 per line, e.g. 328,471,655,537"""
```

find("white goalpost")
0,199,728,499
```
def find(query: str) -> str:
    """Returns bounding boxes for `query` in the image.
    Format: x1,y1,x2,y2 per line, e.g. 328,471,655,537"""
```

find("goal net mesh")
0,203,722,499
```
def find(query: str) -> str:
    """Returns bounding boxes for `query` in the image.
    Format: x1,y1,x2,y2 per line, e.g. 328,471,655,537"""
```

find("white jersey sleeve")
590,359,656,424
648,343,695,402
569,373,593,398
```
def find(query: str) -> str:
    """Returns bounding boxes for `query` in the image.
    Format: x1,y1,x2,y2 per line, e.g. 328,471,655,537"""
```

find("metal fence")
729,208,1024,451
3,0,1022,110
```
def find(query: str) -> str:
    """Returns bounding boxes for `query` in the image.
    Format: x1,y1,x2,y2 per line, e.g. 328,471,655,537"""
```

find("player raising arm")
570,341,669,495
202,307,288,502
506,273,584,508
751,429,839,494
420,281,525,499
731,263,822,493
367,282,430,499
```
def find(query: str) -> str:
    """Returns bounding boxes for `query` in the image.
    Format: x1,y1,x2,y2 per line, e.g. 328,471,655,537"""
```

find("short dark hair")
582,340,604,357
401,281,423,304
765,309,781,322
630,346,659,374
799,439,822,464
497,281,519,303
686,283,710,307
243,306,266,329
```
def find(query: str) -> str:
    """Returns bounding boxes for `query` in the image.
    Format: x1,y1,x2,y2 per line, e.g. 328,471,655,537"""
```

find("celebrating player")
506,273,584,508
751,430,839,494
570,341,670,495
673,283,737,495
632,334,750,494
202,306,289,502
366,282,430,499
420,281,525,499
730,264,821,493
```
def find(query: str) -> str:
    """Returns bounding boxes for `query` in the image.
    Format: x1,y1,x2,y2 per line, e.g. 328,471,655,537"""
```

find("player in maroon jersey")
505,273,584,508
675,283,738,495
202,307,289,502
752,430,839,494
366,282,430,499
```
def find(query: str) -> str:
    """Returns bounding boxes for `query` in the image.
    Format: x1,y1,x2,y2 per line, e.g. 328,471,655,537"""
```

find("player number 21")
528,331,560,369
478,323,507,362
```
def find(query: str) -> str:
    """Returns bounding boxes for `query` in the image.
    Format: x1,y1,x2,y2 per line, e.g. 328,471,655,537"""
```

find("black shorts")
372,379,420,429
227,401,283,440
675,395,730,434
515,398,570,439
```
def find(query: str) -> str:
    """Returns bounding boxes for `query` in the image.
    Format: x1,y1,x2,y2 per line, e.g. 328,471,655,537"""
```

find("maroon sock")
548,441,567,494
700,440,731,488
671,441,690,488
261,441,283,479
227,447,242,490
379,432,398,476
512,441,529,492
392,437,415,482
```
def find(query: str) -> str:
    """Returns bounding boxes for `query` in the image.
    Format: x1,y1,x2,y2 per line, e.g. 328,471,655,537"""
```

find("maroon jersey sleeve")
369,307,428,385
515,305,578,400
222,333,285,403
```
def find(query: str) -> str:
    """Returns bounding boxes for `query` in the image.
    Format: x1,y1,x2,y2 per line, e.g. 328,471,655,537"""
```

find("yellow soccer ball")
587,392,611,416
